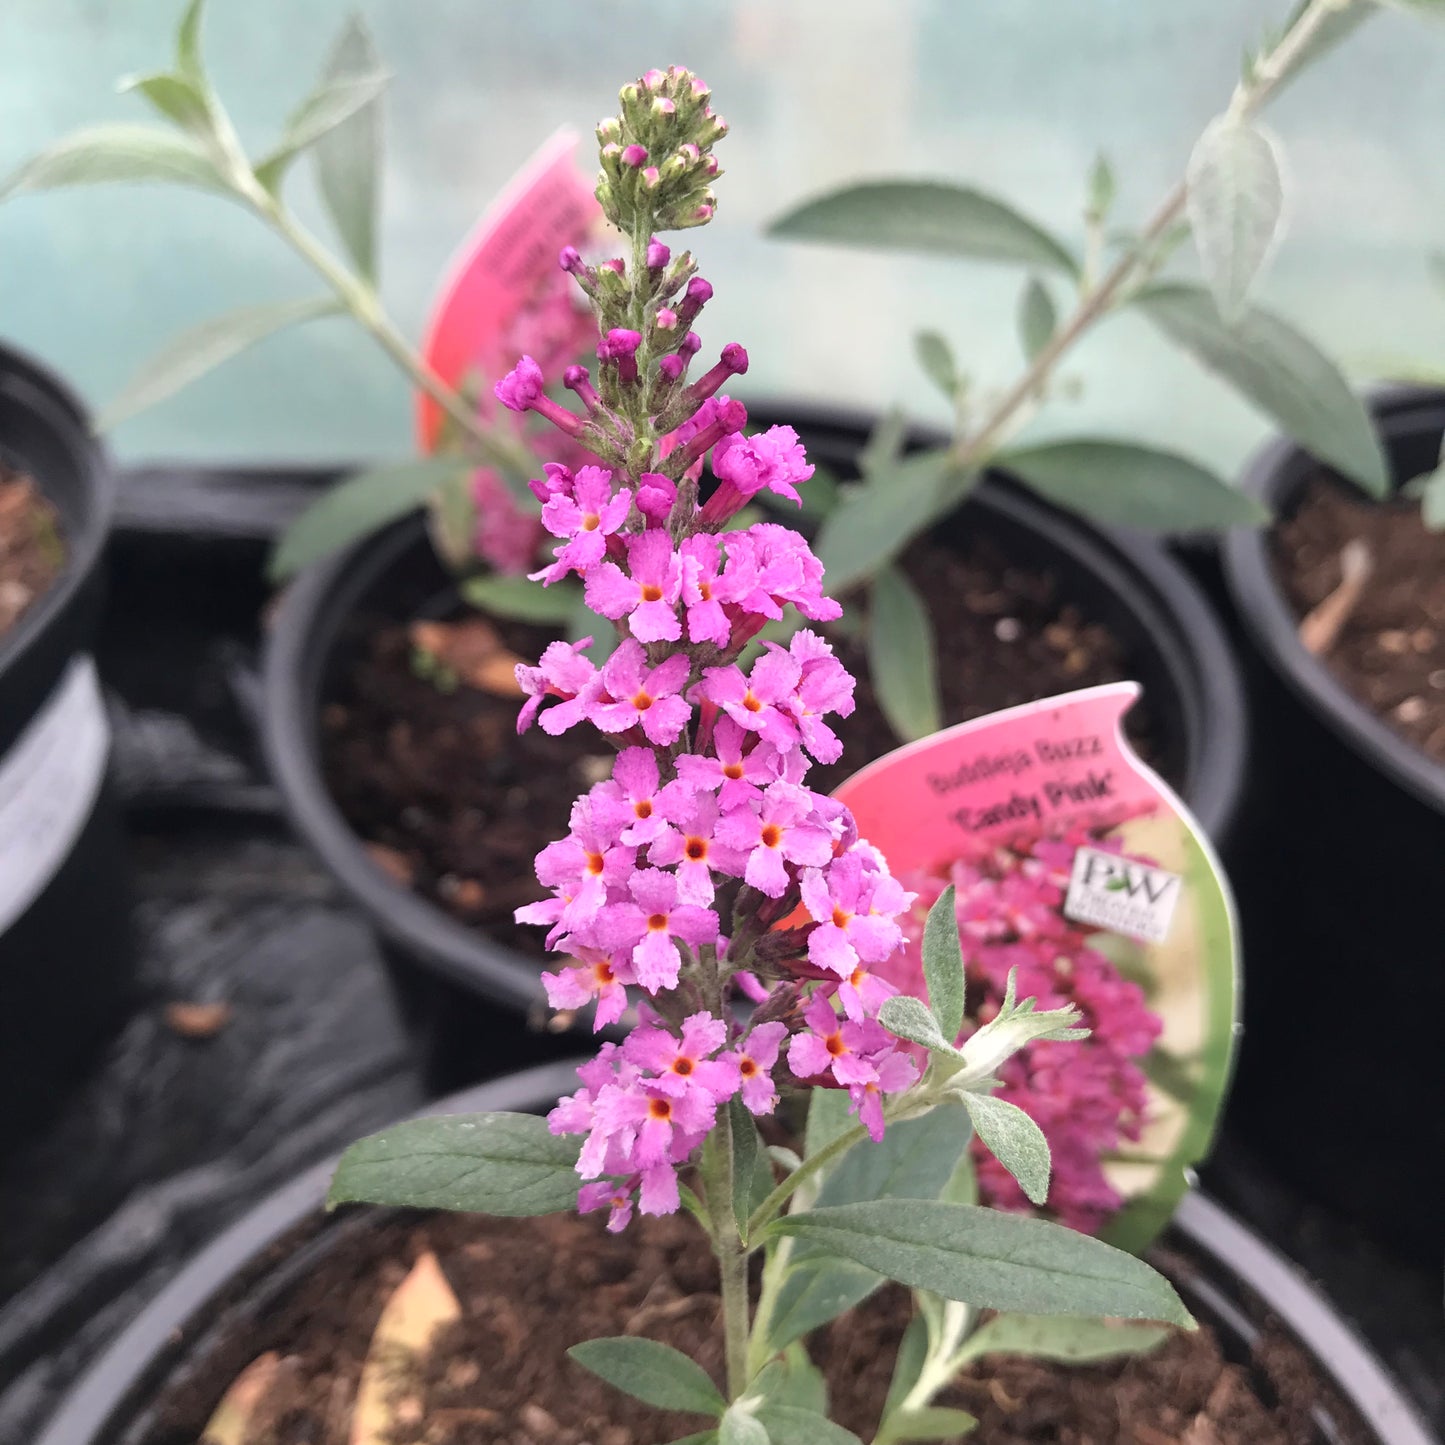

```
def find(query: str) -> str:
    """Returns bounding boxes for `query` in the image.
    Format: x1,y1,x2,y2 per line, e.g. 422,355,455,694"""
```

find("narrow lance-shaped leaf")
959,1089,1051,1206
730,1096,762,1238
755,1404,864,1444
1085,153,1116,221
878,995,960,1059
117,72,215,136
816,1103,973,1211
868,565,942,743
99,296,338,431
176,0,208,81
1135,282,1390,496
719,1407,769,1445
769,1199,1193,1324
1017,277,1056,360
921,884,964,1042
996,438,1269,531
881,1406,980,1441
567,1337,726,1417
269,457,464,581
1185,115,1283,321
462,574,581,624
769,181,1077,276
764,1258,882,1354
254,57,390,194
328,1111,581,1215
0,125,229,199
313,15,385,280
958,1312,1169,1365
913,331,959,401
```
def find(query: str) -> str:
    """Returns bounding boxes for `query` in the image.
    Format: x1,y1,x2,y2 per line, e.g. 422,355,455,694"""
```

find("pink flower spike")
591,641,691,745
723,1021,787,1115
715,781,835,897
585,530,683,643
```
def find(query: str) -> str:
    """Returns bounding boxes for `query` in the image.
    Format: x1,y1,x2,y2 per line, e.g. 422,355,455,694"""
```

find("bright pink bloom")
799,850,910,977
786,630,857,763
719,525,841,625
636,472,678,526
787,994,891,1088
701,650,803,751
714,781,834,897
649,788,746,905
723,1021,787,1115
578,1179,634,1232
541,947,636,1030
590,642,691,745
679,533,731,645
591,747,669,846
700,424,814,524
605,869,721,992
624,1012,737,1101
673,716,777,810
848,1050,918,1142
534,466,632,583
585,530,683,642
516,638,598,734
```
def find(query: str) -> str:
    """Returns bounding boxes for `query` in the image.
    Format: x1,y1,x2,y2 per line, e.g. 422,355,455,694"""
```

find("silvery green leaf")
730,1097,763,1239
769,1345,829,1414
329,1112,580,1215
959,1090,1051,1206
878,995,961,1058
881,1313,929,1419
868,565,941,743
769,181,1077,276
953,978,1086,1084
769,1201,1193,1324
176,0,208,80
98,296,338,431
719,1406,770,1445
0,125,228,198
959,1312,1169,1364
1135,283,1389,496
805,1087,856,1158
880,1406,979,1440
568,1337,726,1417
914,331,959,401
860,408,909,474
1086,154,1115,220
462,574,581,624
1017,277,1057,360
755,1404,863,1445
765,1259,882,1353
1185,115,1283,321
921,885,964,1042
816,1104,973,1211
118,71,213,135
269,458,464,580
997,438,1269,531
255,30,390,199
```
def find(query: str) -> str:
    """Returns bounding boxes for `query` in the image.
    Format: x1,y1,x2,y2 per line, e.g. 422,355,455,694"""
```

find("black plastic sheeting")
0,473,1438,1442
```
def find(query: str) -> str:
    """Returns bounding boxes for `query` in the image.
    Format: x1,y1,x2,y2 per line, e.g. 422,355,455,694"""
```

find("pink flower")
700,424,814,525
848,1050,918,1142
533,466,633,583
673,716,778,810
786,630,856,764
722,1021,787,1115
529,796,635,941
590,642,691,745
578,1179,634,1233
598,1077,717,1169
494,355,545,412
649,788,746,905
701,650,803,751
591,747,668,846
542,947,635,1031
679,533,731,645
636,472,677,526
624,1012,738,1102
799,850,911,978
787,994,891,1088
714,782,835,897
516,638,598,735
585,530,684,642
604,869,721,992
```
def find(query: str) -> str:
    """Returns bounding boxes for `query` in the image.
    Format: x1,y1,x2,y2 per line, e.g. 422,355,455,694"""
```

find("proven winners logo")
1064,846,1182,944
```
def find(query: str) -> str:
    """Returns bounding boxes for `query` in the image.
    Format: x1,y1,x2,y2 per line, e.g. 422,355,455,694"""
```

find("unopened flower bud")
596,116,622,145
654,308,679,332
647,238,671,270
621,144,648,167
658,353,687,383
652,96,676,118
680,331,702,356
642,166,662,189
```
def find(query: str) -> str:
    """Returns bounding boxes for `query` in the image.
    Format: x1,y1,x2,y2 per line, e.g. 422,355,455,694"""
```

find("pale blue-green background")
1,1,1442,472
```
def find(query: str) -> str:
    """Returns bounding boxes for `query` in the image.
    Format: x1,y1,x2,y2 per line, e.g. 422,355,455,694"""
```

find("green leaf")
881,1313,929,1419
1017,278,1056,360
1421,468,1445,529
959,1091,1051,1206
1185,116,1282,322
884,1407,979,1440
328,1112,581,1215
1085,154,1115,221
118,71,214,135
860,408,909,475
816,1105,973,1211
98,296,337,430
765,1259,882,1353
719,1407,770,1445
997,437,1268,531
770,1201,1193,1324
878,995,960,1058
755,1405,863,1445
731,1097,762,1239
1276,0,1380,88
770,181,1076,276
868,565,941,743
815,449,957,595
771,1345,828,1414
1378,0,1445,17
806,1088,855,1158
175,0,207,81
255,42,390,196
462,574,580,624
1135,283,1390,496
960,1312,1169,1364
921,885,964,1043
0,124,228,199
269,458,463,581
914,331,959,401
568,1337,726,1418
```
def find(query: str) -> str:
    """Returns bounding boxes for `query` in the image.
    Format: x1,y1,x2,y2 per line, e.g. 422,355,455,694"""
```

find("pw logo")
1064,846,1182,944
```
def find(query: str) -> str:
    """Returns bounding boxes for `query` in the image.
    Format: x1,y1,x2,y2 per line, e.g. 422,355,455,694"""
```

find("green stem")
242,183,536,477
946,0,1360,477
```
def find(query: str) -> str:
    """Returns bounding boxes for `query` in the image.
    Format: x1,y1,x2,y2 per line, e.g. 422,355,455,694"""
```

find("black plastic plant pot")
1219,387,1445,1263
0,342,129,1143
262,403,1247,1093
33,1058,1438,1445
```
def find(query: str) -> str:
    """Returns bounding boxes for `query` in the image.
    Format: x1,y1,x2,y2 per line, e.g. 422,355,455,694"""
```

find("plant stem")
946,0,1360,476
713,1101,753,1400
242,183,536,477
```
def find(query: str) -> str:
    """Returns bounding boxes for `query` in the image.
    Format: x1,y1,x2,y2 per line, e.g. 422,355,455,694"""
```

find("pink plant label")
836,682,1239,1249
416,129,606,453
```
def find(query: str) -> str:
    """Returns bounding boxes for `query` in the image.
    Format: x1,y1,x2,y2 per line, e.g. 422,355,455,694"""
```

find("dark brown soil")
146,1209,1368,1445
0,465,64,640
324,534,1152,948
1273,474,1445,763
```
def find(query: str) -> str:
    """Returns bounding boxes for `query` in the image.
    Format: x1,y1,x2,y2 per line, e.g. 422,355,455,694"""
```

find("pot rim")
33,1057,1437,1445
1220,383,1445,816
0,341,114,687
260,399,1247,1012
